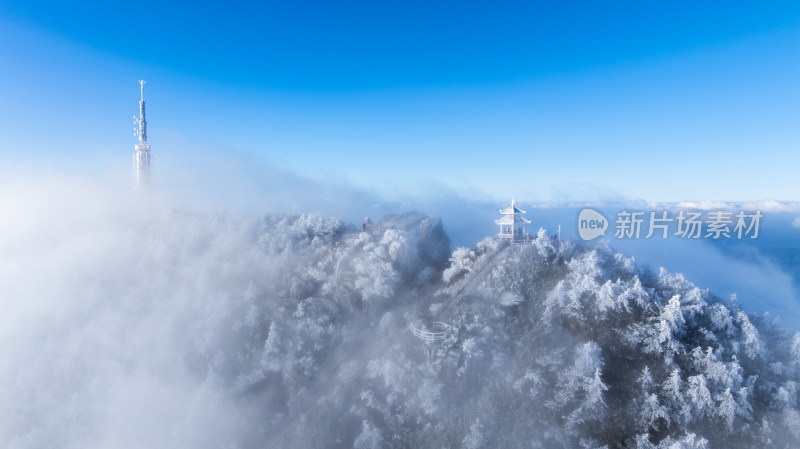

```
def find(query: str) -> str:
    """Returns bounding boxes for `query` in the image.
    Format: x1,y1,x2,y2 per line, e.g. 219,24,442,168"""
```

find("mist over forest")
2,173,800,449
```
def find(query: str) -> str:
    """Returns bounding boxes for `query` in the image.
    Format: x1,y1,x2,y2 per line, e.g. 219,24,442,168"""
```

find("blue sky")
1,1,799,202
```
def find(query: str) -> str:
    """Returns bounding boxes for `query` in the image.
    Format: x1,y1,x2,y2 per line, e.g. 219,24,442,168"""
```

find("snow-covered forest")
2,204,800,448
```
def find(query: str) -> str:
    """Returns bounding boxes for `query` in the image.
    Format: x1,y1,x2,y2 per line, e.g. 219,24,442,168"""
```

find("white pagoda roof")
495,215,531,225
499,199,526,215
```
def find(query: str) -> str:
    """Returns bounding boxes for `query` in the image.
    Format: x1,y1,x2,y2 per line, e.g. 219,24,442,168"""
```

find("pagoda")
496,199,530,241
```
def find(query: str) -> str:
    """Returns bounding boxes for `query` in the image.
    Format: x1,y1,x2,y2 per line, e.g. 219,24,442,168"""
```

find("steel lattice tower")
133,80,152,189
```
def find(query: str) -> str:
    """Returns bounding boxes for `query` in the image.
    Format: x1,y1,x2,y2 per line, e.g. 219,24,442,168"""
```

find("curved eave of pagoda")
499,205,526,214
495,215,531,225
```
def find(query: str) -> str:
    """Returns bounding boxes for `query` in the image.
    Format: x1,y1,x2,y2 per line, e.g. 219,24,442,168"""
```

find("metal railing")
409,321,451,343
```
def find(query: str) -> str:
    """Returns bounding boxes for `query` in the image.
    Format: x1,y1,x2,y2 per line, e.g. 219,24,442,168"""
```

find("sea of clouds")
1,160,798,447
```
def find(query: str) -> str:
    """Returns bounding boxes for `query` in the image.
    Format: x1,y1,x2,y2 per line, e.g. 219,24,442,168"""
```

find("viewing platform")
409,320,452,344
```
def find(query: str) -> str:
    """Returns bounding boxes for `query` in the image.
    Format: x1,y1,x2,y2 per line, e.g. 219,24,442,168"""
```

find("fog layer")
2,172,800,448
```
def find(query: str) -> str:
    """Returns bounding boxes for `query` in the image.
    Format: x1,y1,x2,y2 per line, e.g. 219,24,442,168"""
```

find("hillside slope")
3,211,799,449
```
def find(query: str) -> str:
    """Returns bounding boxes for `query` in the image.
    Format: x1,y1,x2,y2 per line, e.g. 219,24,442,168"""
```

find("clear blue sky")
1,1,799,202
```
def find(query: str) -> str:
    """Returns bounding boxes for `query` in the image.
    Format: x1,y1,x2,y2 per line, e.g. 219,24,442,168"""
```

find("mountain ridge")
3,209,799,449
